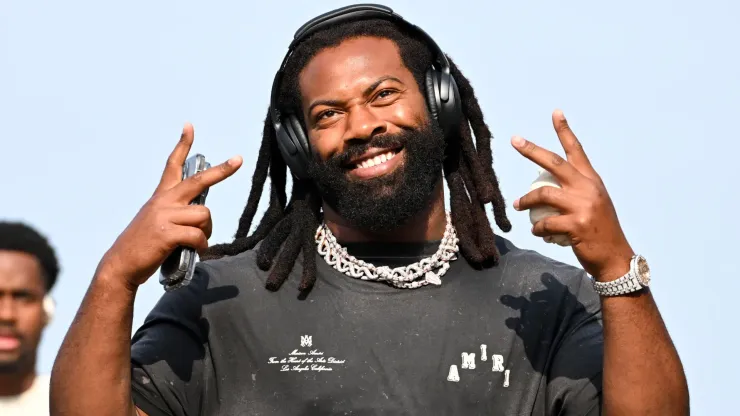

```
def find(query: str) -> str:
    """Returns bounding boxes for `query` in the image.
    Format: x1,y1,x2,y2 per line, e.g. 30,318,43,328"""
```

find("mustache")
0,326,22,341
326,131,413,168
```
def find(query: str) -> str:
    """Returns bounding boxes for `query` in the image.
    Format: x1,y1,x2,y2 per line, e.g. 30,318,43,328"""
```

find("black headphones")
270,3,463,180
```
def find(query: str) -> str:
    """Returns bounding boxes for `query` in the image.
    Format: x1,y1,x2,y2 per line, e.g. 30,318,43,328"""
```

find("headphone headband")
271,4,452,126
292,4,397,45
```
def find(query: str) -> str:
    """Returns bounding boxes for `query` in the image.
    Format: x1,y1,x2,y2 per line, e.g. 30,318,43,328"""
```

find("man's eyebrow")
307,75,404,114
308,99,345,114
363,75,403,97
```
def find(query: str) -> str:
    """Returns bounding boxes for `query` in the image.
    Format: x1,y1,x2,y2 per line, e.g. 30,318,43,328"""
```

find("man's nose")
0,296,17,324
342,105,387,144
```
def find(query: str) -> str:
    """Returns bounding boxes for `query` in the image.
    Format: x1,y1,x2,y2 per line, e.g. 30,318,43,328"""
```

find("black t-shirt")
130,236,603,415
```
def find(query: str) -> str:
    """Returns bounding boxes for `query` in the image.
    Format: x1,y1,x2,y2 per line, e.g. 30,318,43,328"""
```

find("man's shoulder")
32,374,51,396
498,237,584,273
493,236,592,297
195,246,270,290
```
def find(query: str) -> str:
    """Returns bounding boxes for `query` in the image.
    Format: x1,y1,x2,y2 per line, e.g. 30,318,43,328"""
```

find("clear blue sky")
1,0,735,414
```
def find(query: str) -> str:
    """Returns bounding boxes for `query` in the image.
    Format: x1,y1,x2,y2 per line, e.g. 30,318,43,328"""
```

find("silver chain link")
314,213,460,289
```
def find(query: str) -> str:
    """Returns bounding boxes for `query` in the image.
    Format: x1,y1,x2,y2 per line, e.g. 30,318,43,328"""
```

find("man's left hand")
511,110,634,282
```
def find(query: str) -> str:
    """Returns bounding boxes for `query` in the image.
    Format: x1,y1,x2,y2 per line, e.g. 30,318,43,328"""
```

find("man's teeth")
356,151,398,169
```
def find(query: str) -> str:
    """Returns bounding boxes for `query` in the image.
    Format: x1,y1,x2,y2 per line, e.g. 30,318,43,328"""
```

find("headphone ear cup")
287,115,310,158
437,73,463,135
425,69,463,136
276,115,308,180
425,69,441,123
42,295,55,325
287,115,311,178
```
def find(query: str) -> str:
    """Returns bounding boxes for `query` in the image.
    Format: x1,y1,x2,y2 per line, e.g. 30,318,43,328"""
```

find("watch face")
637,256,650,286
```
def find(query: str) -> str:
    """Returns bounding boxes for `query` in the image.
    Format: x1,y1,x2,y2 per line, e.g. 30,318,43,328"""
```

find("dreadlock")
203,18,511,296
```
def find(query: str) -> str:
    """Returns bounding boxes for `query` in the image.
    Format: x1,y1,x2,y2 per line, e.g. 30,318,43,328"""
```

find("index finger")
172,155,243,202
155,123,195,194
551,110,595,174
511,135,581,186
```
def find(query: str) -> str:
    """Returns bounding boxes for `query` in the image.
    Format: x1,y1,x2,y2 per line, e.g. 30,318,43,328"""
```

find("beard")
307,121,446,233
0,335,29,374
0,359,23,373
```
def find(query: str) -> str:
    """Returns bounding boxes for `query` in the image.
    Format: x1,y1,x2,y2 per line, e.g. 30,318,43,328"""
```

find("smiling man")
0,222,59,415
51,4,688,416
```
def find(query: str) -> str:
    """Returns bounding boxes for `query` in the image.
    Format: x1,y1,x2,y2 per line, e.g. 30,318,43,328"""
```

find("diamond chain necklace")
314,213,460,289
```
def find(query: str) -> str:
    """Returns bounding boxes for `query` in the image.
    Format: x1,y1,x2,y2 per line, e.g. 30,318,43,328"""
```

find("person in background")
0,222,59,415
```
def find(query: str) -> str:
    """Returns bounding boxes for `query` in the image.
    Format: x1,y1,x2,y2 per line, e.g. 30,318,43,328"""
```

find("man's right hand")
99,123,243,289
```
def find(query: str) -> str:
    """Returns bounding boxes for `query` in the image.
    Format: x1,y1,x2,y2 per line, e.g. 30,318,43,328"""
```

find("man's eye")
377,90,396,99
13,292,35,302
319,110,336,120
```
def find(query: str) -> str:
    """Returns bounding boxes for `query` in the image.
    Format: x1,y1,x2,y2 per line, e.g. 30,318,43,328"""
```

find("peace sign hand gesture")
99,124,243,289
512,110,634,281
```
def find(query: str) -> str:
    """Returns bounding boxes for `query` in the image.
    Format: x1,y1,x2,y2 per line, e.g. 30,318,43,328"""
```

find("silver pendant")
425,271,442,286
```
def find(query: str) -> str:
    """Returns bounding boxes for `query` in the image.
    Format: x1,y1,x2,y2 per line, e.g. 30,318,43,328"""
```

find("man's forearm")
50,264,139,416
600,287,689,415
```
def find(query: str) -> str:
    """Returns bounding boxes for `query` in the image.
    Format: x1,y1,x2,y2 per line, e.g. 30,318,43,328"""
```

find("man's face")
299,36,446,232
0,250,46,372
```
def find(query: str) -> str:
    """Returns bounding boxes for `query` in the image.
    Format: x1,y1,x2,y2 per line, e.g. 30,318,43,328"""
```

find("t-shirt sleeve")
546,271,604,416
130,264,213,416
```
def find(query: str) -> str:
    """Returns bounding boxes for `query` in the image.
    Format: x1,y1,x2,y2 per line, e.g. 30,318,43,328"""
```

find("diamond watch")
592,254,651,296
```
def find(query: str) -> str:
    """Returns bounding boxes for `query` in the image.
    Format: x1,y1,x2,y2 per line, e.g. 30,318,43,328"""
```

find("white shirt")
0,374,50,415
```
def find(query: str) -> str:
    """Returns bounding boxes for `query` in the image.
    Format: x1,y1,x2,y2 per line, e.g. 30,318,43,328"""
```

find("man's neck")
322,180,447,243
0,366,36,397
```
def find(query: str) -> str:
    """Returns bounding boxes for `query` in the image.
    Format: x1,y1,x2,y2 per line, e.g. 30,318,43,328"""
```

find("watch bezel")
634,254,650,286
